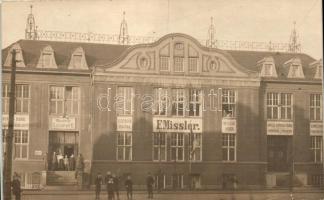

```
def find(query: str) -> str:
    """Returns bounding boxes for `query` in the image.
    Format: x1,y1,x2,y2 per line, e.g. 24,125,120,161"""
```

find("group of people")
95,172,155,200
51,151,76,171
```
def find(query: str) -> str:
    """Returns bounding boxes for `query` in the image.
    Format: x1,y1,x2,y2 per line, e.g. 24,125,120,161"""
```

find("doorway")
267,136,291,172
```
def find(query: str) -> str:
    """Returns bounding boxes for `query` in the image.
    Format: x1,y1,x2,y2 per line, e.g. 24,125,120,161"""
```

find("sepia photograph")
1,0,323,199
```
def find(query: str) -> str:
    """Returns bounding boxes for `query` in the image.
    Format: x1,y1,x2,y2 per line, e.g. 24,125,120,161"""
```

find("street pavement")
20,191,324,200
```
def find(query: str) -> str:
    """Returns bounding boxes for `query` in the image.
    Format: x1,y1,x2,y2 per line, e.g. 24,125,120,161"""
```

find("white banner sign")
267,121,293,135
310,122,323,136
153,117,202,133
222,118,237,133
2,115,29,130
50,117,76,130
117,116,133,131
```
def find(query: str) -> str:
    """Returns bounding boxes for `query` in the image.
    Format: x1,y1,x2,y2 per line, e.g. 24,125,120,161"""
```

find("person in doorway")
64,155,69,171
11,173,21,200
51,151,57,171
95,173,103,200
57,151,64,170
69,153,75,171
125,175,133,200
113,174,120,200
105,172,115,200
146,172,154,199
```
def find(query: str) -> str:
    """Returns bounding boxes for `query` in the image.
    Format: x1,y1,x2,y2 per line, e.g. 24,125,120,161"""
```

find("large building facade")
2,33,323,190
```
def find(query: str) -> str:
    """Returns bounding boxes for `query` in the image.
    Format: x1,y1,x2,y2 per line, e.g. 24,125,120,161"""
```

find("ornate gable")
36,45,57,69
4,43,26,68
99,33,253,78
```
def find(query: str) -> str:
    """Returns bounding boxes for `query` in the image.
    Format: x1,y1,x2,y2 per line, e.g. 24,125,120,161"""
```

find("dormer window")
68,47,88,70
4,43,26,68
310,59,323,79
36,45,57,69
285,58,304,79
258,57,277,78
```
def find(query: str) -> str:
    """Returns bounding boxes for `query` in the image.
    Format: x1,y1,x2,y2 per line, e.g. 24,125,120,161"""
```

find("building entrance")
48,131,79,171
267,136,291,172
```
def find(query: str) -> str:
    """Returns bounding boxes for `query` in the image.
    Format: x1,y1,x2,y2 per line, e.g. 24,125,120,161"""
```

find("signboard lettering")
310,122,323,136
267,121,293,135
153,117,202,133
117,116,133,131
50,117,76,130
222,118,237,133
2,115,29,130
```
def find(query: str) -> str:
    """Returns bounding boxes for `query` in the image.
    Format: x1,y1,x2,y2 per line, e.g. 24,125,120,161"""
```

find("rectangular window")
50,86,79,115
2,84,30,114
222,89,236,117
264,64,272,76
116,87,134,116
188,57,198,72
160,56,170,71
189,89,202,117
72,54,82,69
311,136,322,163
291,65,299,77
310,94,322,121
222,134,236,161
171,174,184,189
153,132,167,161
174,56,184,72
171,89,185,116
14,130,29,159
42,53,52,67
153,88,168,116
117,132,132,161
154,174,166,190
189,133,202,161
266,93,292,120
171,133,184,161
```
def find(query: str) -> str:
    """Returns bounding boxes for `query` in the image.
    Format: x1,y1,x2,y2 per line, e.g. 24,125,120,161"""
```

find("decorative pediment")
100,34,251,78
4,43,26,68
284,57,304,79
310,59,323,79
68,47,88,70
36,45,57,69
257,56,278,78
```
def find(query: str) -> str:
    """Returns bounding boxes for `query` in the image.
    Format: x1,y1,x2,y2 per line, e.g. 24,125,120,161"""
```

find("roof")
2,38,320,80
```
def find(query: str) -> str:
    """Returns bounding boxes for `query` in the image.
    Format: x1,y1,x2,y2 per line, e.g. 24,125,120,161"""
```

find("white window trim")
13,130,29,160
152,132,167,162
172,89,185,117
188,57,198,73
2,83,30,114
310,94,322,121
189,133,202,162
170,133,185,162
188,89,203,117
222,89,236,118
222,133,236,162
49,86,80,116
311,136,323,163
116,87,134,116
173,56,184,72
36,46,57,69
266,92,293,120
154,88,168,116
159,56,170,72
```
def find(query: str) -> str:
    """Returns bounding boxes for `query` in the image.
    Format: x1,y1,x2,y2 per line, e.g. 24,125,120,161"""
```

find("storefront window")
267,93,292,120
171,89,185,116
171,133,184,161
311,136,322,163
310,94,322,121
153,88,168,116
222,89,236,117
116,87,133,115
117,132,132,161
153,132,166,161
222,133,236,161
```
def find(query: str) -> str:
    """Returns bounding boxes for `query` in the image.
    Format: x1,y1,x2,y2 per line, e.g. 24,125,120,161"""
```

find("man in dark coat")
146,172,154,199
124,175,133,200
95,173,103,200
11,174,21,200
105,172,114,200
113,174,120,200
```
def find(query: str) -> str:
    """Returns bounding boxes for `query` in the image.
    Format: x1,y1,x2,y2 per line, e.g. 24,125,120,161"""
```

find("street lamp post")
4,49,17,200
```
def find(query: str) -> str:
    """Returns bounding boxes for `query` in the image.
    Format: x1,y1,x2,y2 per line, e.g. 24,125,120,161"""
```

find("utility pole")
4,49,17,200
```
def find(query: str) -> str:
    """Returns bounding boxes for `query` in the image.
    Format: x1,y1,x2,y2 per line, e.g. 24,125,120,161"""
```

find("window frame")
188,133,202,162
310,94,322,121
2,83,30,114
311,136,323,163
171,89,185,117
49,86,80,115
116,86,134,116
266,92,293,120
188,89,203,117
188,57,198,73
153,88,168,116
222,133,236,162
152,132,167,162
222,89,236,118
116,132,132,161
173,56,184,72
159,56,170,71
13,130,29,160
170,133,185,162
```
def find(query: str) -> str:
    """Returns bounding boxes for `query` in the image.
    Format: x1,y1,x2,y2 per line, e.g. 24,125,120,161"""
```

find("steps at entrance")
47,171,77,186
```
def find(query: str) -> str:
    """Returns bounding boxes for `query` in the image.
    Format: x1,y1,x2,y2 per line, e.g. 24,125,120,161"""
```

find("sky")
1,0,323,59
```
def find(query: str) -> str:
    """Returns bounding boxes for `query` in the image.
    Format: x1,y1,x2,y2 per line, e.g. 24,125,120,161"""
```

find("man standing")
105,172,115,200
95,173,103,200
113,174,120,200
125,175,133,200
146,172,154,199
11,174,21,200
